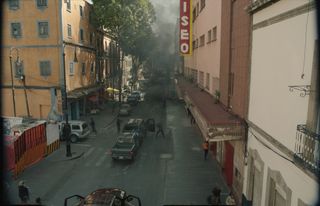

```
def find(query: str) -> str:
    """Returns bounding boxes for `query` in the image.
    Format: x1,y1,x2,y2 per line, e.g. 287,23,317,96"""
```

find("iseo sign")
180,0,192,56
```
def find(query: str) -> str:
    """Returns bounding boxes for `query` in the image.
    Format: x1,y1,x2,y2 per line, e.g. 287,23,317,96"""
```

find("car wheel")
70,135,78,143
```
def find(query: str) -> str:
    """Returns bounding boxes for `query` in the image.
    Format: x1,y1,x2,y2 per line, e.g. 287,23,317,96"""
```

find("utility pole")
9,47,20,117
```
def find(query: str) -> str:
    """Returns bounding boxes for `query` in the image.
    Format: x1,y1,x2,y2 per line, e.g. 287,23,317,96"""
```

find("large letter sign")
180,0,192,55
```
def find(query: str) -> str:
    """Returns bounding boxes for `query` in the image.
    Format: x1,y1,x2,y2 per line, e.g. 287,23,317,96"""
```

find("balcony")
294,124,320,175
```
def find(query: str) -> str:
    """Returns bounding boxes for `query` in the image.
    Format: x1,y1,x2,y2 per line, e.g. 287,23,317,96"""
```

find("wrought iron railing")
294,124,320,175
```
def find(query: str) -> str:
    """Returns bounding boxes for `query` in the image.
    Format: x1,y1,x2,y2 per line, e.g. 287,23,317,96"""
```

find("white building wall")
248,7,317,151
245,0,318,205
245,130,318,205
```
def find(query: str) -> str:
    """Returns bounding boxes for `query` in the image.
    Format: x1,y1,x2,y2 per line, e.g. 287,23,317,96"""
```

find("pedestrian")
116,118,121,133
210,187,221,205
156,122,165,137
90,118,97,134
18,180,30,204
202,139,209,160
225,192,236,205
35,197,42,205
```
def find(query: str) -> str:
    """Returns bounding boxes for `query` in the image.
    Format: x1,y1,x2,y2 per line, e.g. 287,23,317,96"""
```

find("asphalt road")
7,81,229,206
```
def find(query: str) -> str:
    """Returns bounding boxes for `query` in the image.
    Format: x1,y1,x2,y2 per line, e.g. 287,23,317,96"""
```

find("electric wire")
248,129,295,164
301,0,311,79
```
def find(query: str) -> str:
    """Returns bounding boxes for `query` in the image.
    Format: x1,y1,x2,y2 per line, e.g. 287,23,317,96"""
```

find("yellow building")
2,0,111,120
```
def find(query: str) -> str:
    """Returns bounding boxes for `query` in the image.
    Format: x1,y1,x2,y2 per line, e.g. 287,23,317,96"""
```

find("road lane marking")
85,148,102,167
75,143,92,147
84,147,95,158
95,154,108,167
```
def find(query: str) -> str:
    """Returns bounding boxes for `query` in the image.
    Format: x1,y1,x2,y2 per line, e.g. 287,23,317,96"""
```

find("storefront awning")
67,86,102,99
177,78,245,142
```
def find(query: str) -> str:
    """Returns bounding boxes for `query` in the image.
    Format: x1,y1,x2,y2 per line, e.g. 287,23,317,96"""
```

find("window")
38,21,49,37
208,30,212,43
195,38,199,48
39,61,51,77
212,26,217,41
199,72,204,88
196,3,199,16
192,8,196,22
69,62,74,75
9,0,19,10
90,32,94,45
90,63,94,74
37,0,47,8
80,6,83,17
80,29,84,42
192,40,195,50
200,34,205,47
200,0,205,11
66,0,71,11
206,73,210,89
71,125,80,130
81,63,86,75
67,24,72,38
14,60,24,78
11,22,21,38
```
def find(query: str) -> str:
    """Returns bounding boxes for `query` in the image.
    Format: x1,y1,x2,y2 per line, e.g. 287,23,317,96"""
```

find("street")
7,82,229,206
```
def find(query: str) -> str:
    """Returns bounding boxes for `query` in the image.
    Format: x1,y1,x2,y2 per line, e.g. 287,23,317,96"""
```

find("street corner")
47,142,89,162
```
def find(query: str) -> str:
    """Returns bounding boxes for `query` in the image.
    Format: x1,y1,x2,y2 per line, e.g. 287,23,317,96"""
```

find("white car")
58,120,91,143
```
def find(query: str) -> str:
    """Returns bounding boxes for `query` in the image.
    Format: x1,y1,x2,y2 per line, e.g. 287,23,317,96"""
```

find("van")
59,120,90,143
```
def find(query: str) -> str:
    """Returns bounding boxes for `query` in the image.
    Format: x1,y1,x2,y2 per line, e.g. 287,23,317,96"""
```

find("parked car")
64,188,141,206
111,133,140,161
131,91,141,101
58,120,90,143
126,95,139,106
122,118,147,139
119,103,132,116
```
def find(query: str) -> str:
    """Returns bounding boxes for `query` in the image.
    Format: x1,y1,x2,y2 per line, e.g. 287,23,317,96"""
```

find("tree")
92,0,156,100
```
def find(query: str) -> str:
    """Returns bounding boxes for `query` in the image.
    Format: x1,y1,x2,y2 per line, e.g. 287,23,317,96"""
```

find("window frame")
200,34,205,47
9,0,19,10
80,5,83,17
69,62,74,75
36,0,48,8
11,22,22,38
207,30,212,43
66,0,71,11
14,60,24,78
81,62,86,75
67,24,72,38
200,0,205,11
79,28,84,42
38,21,49,38
39,60,52,77
212,26,217,41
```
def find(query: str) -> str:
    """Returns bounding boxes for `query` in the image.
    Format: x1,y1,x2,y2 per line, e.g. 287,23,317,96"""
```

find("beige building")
2,0,111,120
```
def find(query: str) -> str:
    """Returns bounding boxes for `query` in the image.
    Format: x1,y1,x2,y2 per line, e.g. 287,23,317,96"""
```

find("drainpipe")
227,0,234,108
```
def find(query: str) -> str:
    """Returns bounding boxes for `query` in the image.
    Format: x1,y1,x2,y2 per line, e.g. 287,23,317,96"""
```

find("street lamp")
62,45,78,157
9,47,21,117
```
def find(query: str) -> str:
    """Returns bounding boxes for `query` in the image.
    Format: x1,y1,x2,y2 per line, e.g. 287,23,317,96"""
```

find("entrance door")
224,141,234,186
210,142,217,156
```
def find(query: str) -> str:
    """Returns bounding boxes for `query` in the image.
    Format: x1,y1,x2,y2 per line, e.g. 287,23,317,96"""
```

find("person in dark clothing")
156,122,165,137
90,118,97,134
210,187,221,205
116,118,121,133
18,181,29,204
203,140,209,160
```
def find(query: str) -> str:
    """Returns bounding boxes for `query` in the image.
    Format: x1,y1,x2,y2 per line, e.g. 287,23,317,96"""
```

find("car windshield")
3,1,319,206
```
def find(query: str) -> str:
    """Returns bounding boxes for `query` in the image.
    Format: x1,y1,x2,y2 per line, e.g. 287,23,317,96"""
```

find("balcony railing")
294,124,320,175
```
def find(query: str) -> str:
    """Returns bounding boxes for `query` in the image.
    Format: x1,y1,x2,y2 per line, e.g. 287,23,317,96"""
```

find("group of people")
207,186,236,205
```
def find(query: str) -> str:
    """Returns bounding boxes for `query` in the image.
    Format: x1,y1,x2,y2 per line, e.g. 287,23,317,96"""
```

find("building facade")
2,0,111,120
181,0,251,203
243,0,319,205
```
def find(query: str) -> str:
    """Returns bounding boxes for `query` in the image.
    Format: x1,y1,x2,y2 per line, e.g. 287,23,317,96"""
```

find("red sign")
180,0,192,55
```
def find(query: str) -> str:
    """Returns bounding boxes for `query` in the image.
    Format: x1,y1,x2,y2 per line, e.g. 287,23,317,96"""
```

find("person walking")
18,181,30,204
202,139,209,160
90,118,97,134
116,118,121,133
209,187,221,205
225,192,236,205
156,122,165,137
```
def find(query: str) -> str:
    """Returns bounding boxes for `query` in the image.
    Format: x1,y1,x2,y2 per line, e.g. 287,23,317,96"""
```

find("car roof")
60,120,87,124
126,118,143,125
80,188,126,206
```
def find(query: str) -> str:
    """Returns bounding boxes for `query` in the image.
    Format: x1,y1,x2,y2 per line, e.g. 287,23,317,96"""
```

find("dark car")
126,95,138,106
64,188,141,206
